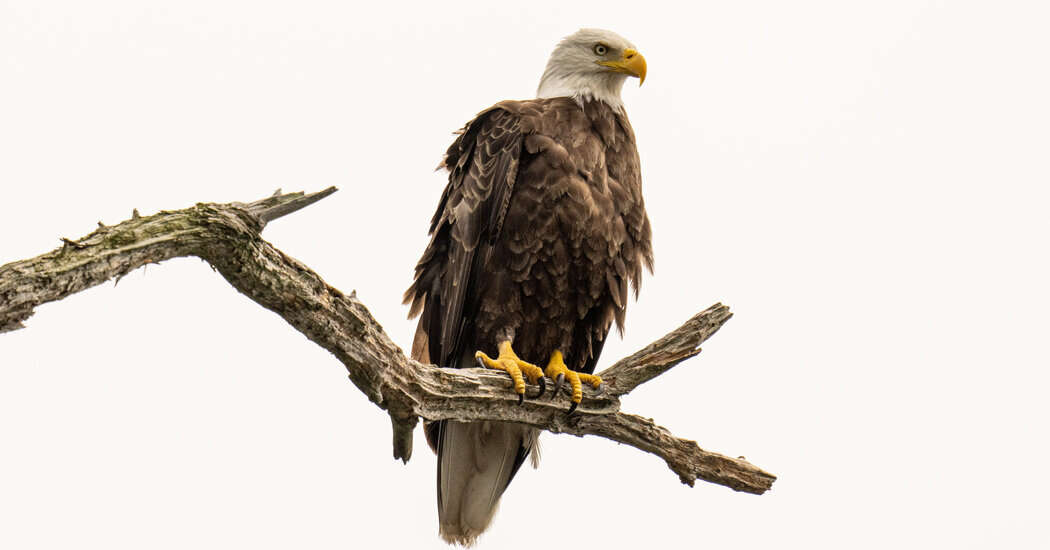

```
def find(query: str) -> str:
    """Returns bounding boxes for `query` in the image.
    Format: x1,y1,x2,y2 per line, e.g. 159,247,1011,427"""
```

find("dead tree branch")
0,189,776,495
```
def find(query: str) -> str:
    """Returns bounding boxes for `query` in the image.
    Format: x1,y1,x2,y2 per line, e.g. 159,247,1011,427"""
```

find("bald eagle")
404,28,653,546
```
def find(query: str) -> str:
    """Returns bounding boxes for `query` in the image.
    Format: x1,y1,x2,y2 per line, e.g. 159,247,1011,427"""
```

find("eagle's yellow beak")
598,48,647,85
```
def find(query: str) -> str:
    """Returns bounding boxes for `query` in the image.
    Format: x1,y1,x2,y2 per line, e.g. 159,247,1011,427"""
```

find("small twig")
247,186,339,225
60,237,86,250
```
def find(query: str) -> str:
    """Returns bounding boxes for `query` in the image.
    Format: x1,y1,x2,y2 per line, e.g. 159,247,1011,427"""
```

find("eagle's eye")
593,44,608,56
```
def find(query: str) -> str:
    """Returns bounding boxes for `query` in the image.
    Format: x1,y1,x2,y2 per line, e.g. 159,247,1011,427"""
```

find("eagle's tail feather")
437,420,535,546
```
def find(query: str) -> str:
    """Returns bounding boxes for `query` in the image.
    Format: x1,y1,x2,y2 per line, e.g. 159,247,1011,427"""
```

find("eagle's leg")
475,341,547,404
544,350,603,414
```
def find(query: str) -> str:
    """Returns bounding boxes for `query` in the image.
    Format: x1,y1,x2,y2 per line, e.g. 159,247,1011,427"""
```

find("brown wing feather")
404,107,523,369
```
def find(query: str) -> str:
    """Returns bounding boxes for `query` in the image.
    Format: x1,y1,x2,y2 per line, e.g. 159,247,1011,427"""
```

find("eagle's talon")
475,341,543,401
552,373,565,397
544,350,600,413
535,376,546,399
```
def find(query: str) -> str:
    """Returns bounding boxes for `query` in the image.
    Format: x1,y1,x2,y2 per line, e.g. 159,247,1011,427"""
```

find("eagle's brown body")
405,96,652,545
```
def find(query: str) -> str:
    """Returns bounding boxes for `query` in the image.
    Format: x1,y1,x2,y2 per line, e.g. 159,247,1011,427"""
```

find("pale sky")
2,1,1048,548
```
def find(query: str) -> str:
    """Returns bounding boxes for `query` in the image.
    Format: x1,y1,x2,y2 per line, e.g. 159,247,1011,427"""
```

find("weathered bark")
0,189,776,494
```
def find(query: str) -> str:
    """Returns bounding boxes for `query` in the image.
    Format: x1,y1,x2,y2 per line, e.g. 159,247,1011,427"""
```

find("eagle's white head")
536,28,647,110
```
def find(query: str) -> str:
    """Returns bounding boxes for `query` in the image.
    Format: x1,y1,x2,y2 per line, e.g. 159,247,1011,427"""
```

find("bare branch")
0,189,337,333
0,189,776,495
243,186,339,225
600,303,733,396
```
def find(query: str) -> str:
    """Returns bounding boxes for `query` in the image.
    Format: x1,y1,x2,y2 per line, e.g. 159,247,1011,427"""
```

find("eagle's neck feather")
536,71,627,111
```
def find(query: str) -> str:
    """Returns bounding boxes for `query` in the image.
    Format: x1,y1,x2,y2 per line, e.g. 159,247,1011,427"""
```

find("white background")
2,1,1048,548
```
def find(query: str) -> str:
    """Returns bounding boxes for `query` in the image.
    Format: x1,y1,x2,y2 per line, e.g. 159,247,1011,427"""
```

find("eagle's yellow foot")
545,350,603,414
475,341,546,404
